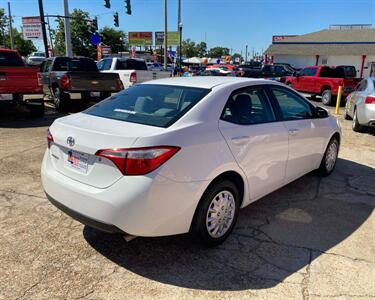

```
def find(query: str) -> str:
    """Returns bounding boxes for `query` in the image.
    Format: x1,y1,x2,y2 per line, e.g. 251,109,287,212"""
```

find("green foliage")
0,8,8,46
181,39,198,57
5,28,36,56
99,26,128,53
207,47,230,58
54,9,96,57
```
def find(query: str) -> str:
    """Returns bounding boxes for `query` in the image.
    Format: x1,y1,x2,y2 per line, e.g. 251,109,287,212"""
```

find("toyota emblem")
67,136,75,147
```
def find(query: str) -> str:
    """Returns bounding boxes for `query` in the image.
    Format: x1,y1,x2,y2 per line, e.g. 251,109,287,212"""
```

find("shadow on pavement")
84,158,374,291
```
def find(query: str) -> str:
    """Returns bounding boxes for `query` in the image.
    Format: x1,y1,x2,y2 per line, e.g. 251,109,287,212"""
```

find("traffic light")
113,12,119,27
104,0,111,8
125,0,132,15
92,17,98,31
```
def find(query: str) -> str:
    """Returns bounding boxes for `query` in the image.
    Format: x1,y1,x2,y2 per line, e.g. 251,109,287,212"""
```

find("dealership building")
265,25,375,78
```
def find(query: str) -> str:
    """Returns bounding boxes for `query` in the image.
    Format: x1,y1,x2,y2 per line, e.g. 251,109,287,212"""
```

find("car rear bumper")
41,150,207,237
357,104,375,126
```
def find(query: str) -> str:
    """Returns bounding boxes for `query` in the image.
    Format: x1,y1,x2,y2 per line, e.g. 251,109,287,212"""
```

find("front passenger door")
219,86,289,201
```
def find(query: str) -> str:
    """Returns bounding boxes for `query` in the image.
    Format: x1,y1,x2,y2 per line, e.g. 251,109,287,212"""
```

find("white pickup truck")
97,57,171,89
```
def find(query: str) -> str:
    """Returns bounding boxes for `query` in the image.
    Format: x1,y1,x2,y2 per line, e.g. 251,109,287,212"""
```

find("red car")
206,64,237,71
284,66,360,106
0,48,44,116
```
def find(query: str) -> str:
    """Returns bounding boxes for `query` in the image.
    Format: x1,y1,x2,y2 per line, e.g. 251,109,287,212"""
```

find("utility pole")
63,0,73,56
7,2,14,49
46,15,54,56
178,0,182,72
38,0,49,57
245,44,248,63
164,0,168,71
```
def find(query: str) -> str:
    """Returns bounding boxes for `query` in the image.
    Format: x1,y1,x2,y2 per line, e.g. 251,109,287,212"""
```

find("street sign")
22,17,42,40
155,31,180,46
128,32,153,46
101,45,111,56
91,33,101,45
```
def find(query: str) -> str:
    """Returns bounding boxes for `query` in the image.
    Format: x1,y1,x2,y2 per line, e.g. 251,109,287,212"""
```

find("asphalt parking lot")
0,99,374,299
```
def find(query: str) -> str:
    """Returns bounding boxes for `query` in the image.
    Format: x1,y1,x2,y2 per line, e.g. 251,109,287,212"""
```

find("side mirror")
315,106,329,118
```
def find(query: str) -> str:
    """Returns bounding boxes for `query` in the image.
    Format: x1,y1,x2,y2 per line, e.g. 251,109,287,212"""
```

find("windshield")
84,84,210,128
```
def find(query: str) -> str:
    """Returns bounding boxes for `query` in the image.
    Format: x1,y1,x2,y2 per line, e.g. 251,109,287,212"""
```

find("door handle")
231,136,249,145
288,128,299,136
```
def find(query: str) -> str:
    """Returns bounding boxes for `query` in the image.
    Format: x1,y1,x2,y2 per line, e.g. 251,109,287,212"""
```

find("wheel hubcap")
206,190,235,238
325,142,338,172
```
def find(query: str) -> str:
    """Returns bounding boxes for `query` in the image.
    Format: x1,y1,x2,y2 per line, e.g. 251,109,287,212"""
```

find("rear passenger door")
218,85,289,201
269,86,326,181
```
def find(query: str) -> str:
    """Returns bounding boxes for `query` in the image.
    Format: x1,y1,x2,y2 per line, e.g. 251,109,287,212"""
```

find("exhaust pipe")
123,234,137,242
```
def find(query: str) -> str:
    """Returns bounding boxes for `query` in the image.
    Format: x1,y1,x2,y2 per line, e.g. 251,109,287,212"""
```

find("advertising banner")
128,32,153,46
155,31,180,46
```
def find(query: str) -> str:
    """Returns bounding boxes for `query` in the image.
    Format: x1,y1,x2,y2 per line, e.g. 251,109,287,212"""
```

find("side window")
270,87,313,120
274,66,284,73
44,60,52,72
299,68,309,76
98,59,112,70
97,60,104,70
306,68,318,76
221,87,276,125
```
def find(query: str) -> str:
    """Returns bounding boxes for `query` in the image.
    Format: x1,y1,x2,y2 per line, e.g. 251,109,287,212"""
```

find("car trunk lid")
49,113,162,188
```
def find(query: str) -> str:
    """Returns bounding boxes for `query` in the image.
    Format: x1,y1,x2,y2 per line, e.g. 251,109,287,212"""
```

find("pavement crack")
15,271,46,300
301,249,312,300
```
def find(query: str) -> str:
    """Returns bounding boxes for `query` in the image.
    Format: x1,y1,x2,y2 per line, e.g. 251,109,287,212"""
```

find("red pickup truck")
0,48,44,117
284,66,360,106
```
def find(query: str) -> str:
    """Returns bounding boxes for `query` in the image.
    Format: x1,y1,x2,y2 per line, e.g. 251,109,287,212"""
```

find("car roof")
141,76,263,89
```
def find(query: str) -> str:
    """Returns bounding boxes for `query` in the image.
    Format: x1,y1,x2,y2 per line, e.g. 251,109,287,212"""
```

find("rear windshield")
116,59,147,70
52,57,98,72
84,84,210,127
0,51,24,67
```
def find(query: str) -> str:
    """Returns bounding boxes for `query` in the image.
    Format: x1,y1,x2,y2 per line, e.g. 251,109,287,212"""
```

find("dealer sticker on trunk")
66,150,89,173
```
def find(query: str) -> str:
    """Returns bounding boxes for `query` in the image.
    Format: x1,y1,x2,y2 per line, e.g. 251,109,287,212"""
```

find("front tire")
318,137,339,176
190,180,240,247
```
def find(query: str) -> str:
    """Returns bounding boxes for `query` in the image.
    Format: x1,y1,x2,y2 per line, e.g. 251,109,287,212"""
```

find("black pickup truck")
39,56,123,111
238,64,293,79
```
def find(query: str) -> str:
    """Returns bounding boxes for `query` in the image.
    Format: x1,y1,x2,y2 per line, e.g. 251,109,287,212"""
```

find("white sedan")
41,77,341,246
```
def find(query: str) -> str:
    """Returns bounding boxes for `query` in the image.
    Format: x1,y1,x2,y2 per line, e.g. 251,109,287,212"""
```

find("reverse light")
365,96,375,104
47,129,54,149
95,146,180,175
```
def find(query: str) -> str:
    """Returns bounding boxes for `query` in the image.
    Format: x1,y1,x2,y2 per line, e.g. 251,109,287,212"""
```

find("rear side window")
320,67,345,78
84,84,210,128
97,59,112,71
52,58,98,72
116,59,147,70
221,87,275,125
0,51,24,67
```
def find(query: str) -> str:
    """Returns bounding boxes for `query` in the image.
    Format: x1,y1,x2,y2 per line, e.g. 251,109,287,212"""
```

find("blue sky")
2,0,375,54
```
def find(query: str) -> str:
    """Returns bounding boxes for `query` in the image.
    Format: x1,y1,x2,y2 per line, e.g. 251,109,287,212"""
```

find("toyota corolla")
41,77,341,246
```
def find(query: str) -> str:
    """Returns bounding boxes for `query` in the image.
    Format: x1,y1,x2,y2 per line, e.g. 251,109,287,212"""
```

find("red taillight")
116,78,124,90
95,146,180,175
130,72,137,84
61,74,71,90
365,96,375,104
47,129,54,149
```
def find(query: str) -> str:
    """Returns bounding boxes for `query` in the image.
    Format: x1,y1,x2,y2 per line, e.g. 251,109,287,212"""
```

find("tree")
196,42,207,57
0,8,8,47
5,28,36,56
54,9,95,57
232,53,243,62
99,27,128,54
181,39,198,57
208,47,230,58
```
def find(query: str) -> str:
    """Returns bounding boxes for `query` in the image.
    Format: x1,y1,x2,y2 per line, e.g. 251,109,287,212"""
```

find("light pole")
63,0,73,56
164,0,168,71
178,0,182,72
245,44,248,63
7,2,14,49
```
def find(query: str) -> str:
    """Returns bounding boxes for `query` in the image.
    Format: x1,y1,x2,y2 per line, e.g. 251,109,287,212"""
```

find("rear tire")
321,89,334,106
54,87,70,112
352,108,364,132
318,137,339,176
190,180,240,247
344,110,351,120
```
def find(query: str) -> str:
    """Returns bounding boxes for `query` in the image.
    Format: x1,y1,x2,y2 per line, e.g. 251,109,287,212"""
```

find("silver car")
345,77,375,132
